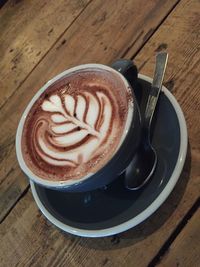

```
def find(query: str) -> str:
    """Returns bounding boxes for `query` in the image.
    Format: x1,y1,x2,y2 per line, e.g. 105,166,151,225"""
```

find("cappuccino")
21,67,133,182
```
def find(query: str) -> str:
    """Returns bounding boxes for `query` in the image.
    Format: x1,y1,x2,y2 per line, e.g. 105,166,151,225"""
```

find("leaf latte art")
35,91,112,168
21,68,131,181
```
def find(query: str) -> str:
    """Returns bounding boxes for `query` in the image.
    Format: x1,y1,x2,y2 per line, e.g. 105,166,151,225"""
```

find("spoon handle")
144,52,168,129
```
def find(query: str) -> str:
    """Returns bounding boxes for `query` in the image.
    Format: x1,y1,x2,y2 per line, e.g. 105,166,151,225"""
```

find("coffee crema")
22,68,133,181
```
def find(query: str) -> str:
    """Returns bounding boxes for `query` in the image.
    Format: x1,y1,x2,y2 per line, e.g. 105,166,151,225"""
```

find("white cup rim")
16,63,134,188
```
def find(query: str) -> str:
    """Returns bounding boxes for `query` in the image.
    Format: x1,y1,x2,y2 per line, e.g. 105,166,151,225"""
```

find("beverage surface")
22,68,133,181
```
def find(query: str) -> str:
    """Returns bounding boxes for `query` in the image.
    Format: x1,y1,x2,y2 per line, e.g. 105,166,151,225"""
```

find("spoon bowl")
125,140,157,190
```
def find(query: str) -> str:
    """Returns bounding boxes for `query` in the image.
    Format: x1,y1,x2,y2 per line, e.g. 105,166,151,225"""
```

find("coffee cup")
16,61,141,192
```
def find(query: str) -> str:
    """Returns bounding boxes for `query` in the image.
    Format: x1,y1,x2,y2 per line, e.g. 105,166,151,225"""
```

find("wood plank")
157,207,200,267
0,1,200,266
0,0,91,109
0,0,179,222
131,0,200,158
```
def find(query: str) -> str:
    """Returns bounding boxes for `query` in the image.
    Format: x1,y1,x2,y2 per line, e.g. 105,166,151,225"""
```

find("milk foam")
35,90,112,166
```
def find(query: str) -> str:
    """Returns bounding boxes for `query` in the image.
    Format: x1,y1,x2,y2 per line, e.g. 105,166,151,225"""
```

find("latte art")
21,67,133,182
35,90,112,167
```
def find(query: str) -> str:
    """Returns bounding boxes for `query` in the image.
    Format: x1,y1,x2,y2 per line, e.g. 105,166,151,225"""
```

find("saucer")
30,74,187,237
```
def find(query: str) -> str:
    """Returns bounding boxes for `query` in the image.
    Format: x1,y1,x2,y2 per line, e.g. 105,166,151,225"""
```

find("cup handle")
111,59,142,105
111,59,137,82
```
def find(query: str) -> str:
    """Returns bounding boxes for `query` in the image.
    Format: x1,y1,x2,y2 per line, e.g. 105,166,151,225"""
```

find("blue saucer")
30,74,187,237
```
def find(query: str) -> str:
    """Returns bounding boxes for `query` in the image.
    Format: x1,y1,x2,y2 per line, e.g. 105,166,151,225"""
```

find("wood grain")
0,0,179,222
132,0,200,155
0,0,91,109
157,207,200,267
0,0,200,266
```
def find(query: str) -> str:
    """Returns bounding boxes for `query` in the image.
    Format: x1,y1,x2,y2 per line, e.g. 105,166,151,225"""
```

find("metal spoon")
125,52,168,190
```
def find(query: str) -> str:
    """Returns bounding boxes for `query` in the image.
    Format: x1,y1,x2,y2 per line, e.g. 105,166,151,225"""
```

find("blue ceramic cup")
16,60,141,192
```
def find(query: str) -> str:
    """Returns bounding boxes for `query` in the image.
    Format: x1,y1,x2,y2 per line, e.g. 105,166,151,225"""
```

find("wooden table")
0,0,199,266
